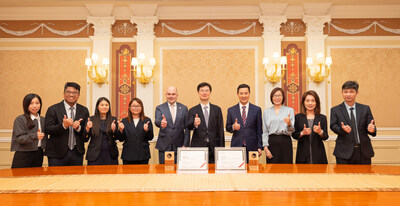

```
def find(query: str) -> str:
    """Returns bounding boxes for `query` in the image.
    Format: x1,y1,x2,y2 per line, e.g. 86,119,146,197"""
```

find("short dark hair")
300,90,321,115
237,84,250,94
64,82,81,93
270,87,285,105
342,81,359,92
197,82,212,92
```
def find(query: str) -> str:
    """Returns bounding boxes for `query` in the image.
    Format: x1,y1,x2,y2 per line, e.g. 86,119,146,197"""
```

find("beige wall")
330,47,400,127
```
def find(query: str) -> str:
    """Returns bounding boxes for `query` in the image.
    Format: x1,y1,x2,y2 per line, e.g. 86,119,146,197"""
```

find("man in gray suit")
154,86,190,164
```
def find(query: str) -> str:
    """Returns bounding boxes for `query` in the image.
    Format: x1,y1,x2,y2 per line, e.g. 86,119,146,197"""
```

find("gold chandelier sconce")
85,53,109,87
263,52,287,83
131,53,156,85
306,52,332,83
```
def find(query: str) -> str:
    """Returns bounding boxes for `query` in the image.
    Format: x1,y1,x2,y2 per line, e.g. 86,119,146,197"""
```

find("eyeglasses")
273,94,283,98
65,91,79,95
130,106,141,108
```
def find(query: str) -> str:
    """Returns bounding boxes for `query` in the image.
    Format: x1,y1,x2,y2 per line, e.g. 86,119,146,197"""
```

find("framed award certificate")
177,147,208,173
215,147,246,173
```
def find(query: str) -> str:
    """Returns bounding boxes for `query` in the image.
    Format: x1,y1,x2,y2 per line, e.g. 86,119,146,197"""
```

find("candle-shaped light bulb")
92,53,98,62
316,52,323,62
103,58,109,66
138,53,145,61
280,56,287,66
272,52,279,61
85,58,92,66
131,58,138,66
306,57,313,65
325,57,332,66
263,57,269,65
150,57,156,66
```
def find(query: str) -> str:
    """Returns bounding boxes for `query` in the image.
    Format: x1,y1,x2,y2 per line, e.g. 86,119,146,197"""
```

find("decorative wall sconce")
85,53,109,86
263,52,287,83
131,53,156,85
306,52,332,83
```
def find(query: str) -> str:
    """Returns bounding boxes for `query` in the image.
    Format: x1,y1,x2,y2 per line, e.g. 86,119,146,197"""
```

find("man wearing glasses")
45,82,89,166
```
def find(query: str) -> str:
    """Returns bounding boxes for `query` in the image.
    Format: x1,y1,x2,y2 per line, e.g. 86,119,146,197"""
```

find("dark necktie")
350,108,360,145
68,107,75,150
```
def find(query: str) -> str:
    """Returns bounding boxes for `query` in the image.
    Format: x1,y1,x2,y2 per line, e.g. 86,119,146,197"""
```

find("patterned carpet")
1,173,400,193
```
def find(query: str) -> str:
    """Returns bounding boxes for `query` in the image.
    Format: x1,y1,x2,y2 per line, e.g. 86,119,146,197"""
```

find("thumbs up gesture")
313,122,322,135
63,115,73,128
341,122,352,134
161,114,167,128
37,128,44,140
301,124,311,136
194,114,201,127
368,120,375,133
233,118,240,131
111,120,116,133
117,120,124,132
72,118,83,130
85,117,92,132
144,121,150,132
284,113,291,126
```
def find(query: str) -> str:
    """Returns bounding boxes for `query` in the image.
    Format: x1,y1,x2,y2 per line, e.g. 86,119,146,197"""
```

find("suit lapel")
355,103,362,127
174,103,183,126
196,104,206,129
235,104,243,126
340,103,352,125
58,101,68,117
163,103,173,124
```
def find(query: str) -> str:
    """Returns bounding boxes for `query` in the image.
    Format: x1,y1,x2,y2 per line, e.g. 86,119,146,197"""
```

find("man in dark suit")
330,81,376,165
187,82,225,163
226,84,263,159
45,82,89,166
155,86,190,164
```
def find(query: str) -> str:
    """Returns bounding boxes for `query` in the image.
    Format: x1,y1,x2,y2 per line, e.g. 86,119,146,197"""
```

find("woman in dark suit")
84,97,119,165
292,90,329,164
119,98,154,164
10,93,46,168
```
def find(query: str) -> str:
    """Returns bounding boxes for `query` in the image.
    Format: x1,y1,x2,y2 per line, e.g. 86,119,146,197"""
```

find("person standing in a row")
187,82,224,163
11,93,46,168
292,90,328,164
45,82,89,166
119,98,154,165
262,87,294,164
84,97,119,165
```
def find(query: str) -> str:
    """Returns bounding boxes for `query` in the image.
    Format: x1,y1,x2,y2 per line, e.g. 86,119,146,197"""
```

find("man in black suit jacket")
45,82,89,166
226,84,262,158
155,86,190,164
187,82,224,163
330,81,376,165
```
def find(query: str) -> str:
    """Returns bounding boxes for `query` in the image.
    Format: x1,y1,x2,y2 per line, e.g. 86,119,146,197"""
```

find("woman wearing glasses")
262,87,295,164
119,98,154,164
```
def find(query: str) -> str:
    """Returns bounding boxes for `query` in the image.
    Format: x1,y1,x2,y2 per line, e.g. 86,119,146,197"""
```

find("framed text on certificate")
177,147,208,174
215,147,246,173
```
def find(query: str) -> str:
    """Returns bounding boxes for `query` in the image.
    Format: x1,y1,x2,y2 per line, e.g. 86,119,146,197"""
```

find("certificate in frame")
215,147,247,173
177,147,208,174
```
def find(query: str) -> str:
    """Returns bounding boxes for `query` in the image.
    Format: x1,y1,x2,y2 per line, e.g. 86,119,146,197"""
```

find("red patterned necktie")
241,106,247,126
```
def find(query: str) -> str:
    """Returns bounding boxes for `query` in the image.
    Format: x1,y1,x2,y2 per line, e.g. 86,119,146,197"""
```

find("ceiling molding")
0,4,399,20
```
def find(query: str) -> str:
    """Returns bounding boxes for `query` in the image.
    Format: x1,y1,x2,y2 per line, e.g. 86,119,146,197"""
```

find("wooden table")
1,164,400,205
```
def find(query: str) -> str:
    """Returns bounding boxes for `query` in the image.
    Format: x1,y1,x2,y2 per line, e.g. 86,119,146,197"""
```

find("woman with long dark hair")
119,98,154,164
292,90,328,164
262,87,295,164
11,93,46,168
85,97,119,165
